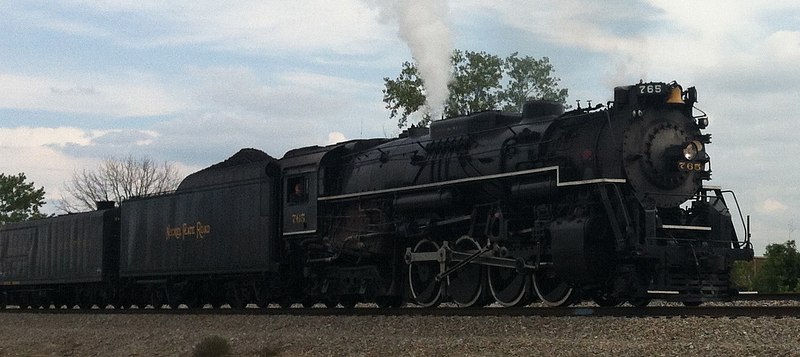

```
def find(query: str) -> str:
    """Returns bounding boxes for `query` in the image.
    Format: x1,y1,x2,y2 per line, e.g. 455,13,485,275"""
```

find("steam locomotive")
0,81,753,309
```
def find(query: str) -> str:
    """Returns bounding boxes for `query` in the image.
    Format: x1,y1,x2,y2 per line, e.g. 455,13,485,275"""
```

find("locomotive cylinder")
393,190,455,212
510,179,556,198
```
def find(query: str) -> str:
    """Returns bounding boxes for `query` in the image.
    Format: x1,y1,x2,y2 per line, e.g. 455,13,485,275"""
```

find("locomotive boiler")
0,81,753,309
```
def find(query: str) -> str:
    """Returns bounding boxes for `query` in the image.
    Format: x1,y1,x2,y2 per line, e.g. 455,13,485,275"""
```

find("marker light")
697,116,709,129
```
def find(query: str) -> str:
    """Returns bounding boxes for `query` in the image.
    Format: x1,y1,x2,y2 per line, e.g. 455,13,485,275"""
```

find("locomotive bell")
666,87,684,104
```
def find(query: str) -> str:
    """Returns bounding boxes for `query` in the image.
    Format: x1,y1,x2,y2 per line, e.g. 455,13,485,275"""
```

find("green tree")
500,53,569,112
730,260,755,291
382,61,426,129
383,50,569,128
446,50,504,118
752,240,800,293
0,173,47,225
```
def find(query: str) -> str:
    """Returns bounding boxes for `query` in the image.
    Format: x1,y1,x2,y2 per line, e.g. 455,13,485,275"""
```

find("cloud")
455,0,800,91
1,62,394,182
15,0,394,54
456,0,657,53
760,199,789,214
0,126,162,160
328,132,347,144
0,126,201,212
187,66,366,117
0,126,94,147
0,127,102,209
0,72,185,117
280,71,382,95
55,129,161,157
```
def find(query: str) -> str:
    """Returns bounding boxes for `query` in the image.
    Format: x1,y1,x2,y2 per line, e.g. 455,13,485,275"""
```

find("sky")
2,0,799,254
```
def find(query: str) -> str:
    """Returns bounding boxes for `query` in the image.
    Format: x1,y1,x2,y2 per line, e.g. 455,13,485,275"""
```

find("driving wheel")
488,258,530,307
533,269,574,307
447,237,490,308
408,239,443,307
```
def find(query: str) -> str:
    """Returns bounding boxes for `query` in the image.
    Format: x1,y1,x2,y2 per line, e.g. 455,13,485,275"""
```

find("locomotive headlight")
682,141,703,160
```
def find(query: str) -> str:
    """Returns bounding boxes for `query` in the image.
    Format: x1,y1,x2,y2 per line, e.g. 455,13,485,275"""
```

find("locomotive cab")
280,146,331,237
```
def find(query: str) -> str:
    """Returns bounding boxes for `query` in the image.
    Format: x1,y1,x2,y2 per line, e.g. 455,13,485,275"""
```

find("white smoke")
373,0,453,120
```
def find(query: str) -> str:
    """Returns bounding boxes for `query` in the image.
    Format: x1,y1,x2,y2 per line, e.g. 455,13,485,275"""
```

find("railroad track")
733,293,800,301
2,304,799,318
3,293,798,318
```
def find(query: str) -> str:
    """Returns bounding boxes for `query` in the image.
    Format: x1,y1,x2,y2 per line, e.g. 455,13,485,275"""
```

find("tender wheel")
322,298,338,309
301,300,316,308
151,289,167,309
389,296,404,308
376,296,404,308
186,297,205,309
340,296,358,309
533,269,574,307
227,291,246,309
447,237,490,308
408,239,443,307
628,298,651,307
488,259,531,307
591,291,622,307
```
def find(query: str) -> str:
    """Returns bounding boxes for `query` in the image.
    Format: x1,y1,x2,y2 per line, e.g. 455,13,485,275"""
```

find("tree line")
732,240,800,293
383,49,569,129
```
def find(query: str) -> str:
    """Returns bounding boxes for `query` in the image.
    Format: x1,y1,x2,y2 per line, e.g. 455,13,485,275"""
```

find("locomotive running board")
319,166,626,202
661,224,712,231
647,290,680,295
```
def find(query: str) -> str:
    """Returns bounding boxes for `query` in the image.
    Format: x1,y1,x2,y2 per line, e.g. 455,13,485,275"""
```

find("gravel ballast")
0,313,798,356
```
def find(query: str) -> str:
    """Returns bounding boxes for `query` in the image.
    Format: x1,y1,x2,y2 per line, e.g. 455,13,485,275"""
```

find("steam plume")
379,0,453,120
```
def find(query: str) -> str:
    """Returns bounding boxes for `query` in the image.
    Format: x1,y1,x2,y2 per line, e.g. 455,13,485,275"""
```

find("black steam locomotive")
0,81,753,309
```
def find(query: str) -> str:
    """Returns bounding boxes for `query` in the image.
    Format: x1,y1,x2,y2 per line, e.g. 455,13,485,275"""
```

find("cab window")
287,177,307,204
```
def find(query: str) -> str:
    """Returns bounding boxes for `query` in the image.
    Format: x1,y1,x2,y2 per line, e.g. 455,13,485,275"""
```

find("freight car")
0,81,754,309
0,205,120,308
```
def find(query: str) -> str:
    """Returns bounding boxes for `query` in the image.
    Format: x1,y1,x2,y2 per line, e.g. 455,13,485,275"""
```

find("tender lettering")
195,222,211,238
291,213,306,224
165,221,212,240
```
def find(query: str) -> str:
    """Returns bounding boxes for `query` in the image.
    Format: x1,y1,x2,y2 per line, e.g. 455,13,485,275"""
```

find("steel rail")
2,305,799,318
